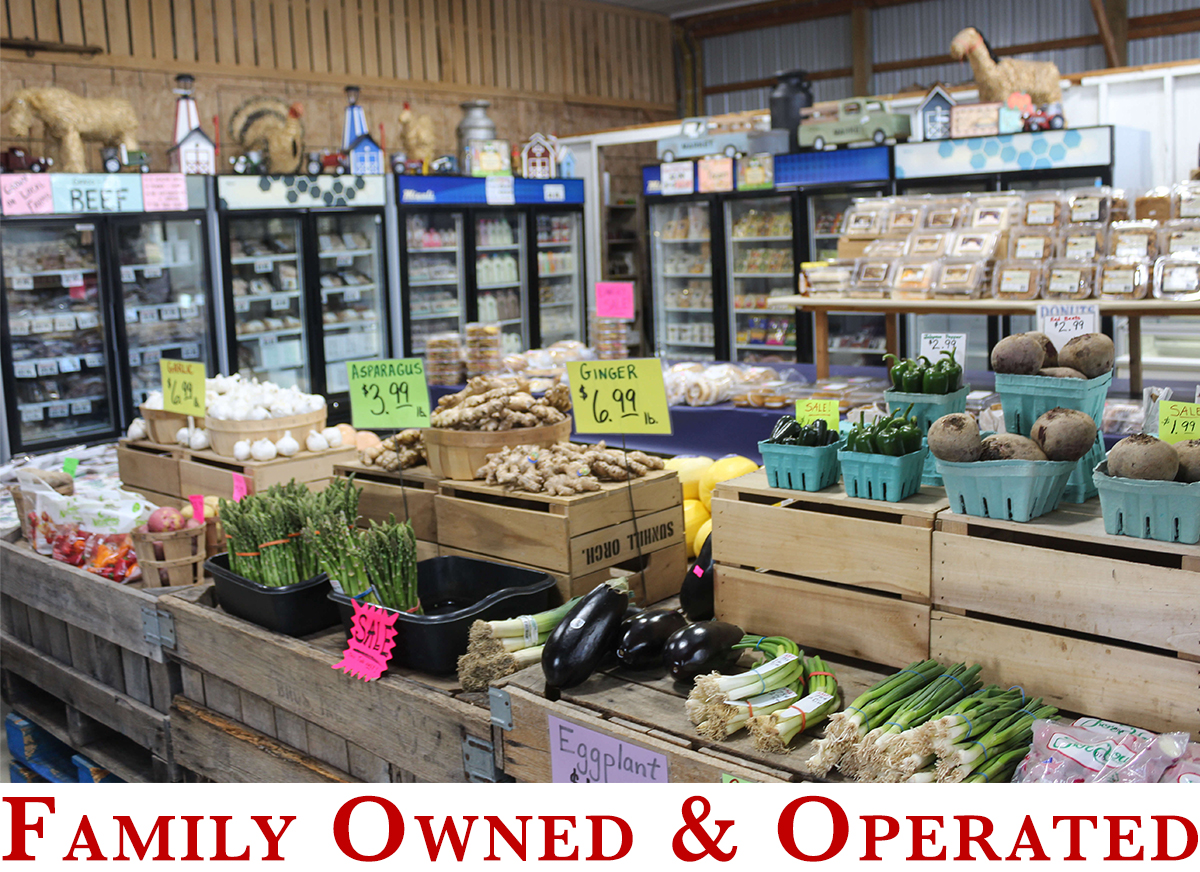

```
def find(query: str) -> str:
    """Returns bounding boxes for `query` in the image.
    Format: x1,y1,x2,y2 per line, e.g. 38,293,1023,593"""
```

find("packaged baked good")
934,258,988,298
1136,186,1172,222
885,203,925,235
1060,224,1106,260
803,260,855,297
891,258,940,300
851,258,894,297
1021,191,1064,227
908,232,951,258
1110,188,1130,222
1043,260,1096,300
949,229,1000,259
1008,226,1056,260
1109,220,1159,260
1067,187,1111,224
923,199,969,230
992,260,1044,300
841,200,889,237
1097,257,1151,300
968,194,1021,230
1153,255,1200,300
864,236,910,257
1172,181,1200,219
1160,219,1200,256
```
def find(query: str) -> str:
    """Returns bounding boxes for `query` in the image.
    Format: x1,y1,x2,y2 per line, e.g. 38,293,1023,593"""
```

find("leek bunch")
456,599,582,691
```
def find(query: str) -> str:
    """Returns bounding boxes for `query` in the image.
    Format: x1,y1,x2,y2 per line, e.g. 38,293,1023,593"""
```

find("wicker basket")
424,419,573,480
205,408,327,457
139,406,205,444
131,523,208,587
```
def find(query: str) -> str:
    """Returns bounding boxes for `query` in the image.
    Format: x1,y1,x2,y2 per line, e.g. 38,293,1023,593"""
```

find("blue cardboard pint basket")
1061,436,1105,504
1093,461,1200,544
837,446,927,503
995,370,1112,436
937,457,1074,522
884,385,969,435
758,440,842,492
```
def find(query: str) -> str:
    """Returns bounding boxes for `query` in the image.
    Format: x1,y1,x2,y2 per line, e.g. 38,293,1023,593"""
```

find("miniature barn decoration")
521,132,558,179
168,75,217,175
342,86,384,176
917,85,954,142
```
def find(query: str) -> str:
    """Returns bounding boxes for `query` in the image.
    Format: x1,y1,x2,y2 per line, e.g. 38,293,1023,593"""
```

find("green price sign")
160,359,206,416
346,359,431,429
566,359,672,435
1159,401,1200,444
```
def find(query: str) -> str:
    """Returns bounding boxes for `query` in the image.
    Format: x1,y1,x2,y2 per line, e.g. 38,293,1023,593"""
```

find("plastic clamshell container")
1061,436,1106,504
949,229,1000,259
863,235,911,258
883,385,969,434
923,200,969,230
1066,187,1112,225
1097,257,1151,300
837,446,928,503
891,257,941,299
937,457,1075,522
1153,254,1200,301
328,555,557,675
841,203,888,237
908,232,952,258
1059,223,1107,261
206,553,340,637
852,258,894,294
1160,220,1200,257
1043,260,1096,300
934,258,988,298
1008,227,1057,260
994,369,1112,436
991,260,1044,300
1171,181,1200,220
1021,191,1064,227
758,439,842,492
1093,461,1200,544
1108,220,1159,260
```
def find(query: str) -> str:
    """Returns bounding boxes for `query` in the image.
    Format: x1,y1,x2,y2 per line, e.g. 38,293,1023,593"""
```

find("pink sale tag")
189,494,205,521
595,281,635,320
332,599,399,681
231,473,248,502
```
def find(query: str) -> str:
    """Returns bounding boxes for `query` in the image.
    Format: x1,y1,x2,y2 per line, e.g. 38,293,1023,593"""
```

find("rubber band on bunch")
845,705,871,730
944,673,967,691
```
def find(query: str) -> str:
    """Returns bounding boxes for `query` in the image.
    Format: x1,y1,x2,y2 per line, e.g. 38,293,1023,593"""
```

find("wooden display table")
770,295,1200,394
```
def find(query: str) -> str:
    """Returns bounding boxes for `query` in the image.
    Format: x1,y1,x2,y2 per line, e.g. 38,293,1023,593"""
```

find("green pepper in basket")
938,348,963,393
896,410,923,455
882,353,908,390
901,356,931,393
923,359,951,394
875,420,904,455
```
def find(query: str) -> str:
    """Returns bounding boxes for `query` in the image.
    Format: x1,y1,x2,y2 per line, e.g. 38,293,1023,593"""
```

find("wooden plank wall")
1,0,675,109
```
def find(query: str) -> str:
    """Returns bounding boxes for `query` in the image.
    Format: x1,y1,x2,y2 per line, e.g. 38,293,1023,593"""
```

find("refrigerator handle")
384,182,403,357
207,176,230,374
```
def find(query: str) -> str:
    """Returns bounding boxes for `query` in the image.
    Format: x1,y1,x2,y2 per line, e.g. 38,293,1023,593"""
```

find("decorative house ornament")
1,87,140,173
168,74,217,175
342,86,384,175
917,84,955,141
949,27,1063,106
557,144,577,178
521,132,558,179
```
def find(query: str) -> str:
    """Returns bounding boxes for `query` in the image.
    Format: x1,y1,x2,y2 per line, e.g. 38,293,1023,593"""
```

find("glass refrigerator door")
474,210,527,354
650,201,714,360
727,196,796,363
228,216,309,390
116,216,212,406
405,211,465,355
317,212,386,394
535,211,583,344
3,221,117,448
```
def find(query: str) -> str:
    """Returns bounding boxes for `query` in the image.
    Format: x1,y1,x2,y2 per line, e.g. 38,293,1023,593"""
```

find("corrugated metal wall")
703,0,1199,114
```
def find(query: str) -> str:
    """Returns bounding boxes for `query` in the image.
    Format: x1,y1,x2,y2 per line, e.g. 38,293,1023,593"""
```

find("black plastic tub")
328,555,556,675
206,553,340,637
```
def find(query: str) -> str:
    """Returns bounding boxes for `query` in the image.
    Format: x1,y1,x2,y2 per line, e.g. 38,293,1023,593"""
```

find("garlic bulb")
127,418,148,441
320,426,343,448
232,440,252,461
248,406,270,421
306,430,329,452
250,438,277,461
143,392,164,410
275,431,300,457
176,426,191,446
189,429,211,451
269,399,294,418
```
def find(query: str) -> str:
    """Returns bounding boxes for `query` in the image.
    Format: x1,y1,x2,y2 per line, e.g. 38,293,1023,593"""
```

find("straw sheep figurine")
950,27,1063,106
1,87,139,173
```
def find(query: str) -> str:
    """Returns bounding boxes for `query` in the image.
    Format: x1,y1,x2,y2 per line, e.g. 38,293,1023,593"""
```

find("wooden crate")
333,462,440,542
117,440,184,497
494,654,890,783
435,470,685,603
178,446,356,500
710,470,948,667
932,502,1200,739
0,538,186,782
160,584,497,783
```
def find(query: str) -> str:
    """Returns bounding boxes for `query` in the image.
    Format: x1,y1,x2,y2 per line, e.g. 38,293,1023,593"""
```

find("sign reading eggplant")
566,359,672,435
548,715,668,782
346,359,431,429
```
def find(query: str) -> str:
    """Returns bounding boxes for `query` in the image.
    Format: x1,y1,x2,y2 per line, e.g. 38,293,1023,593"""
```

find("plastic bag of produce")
18,470,155,583
1013,719,1188,783
1159,743,1200,783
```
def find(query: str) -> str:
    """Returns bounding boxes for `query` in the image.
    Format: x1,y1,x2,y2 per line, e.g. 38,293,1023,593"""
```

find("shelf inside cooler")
731,236,792,243
477,244,522,252
477,281,522,290
665,307,712,313
230,253,297,265
735,343,796,351
323,319,379,331
234,290,302,305
119,260,196,273
19,394,107,412
11,353,105,377
6,267,98,279
408,247,459,253
662,272,711,279
538,241,574,247
732,272,793,278
236,327,304,341
657,238,710,244
318,248,376,258
734,307,795,315
411,310,462,320
539,301,575,308
409,278,460,286
132,341,204,358
540,271,575,277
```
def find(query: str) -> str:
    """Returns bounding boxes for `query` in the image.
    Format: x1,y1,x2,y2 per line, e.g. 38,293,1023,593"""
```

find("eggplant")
662,620,744,683
680,558,714,621
615,609,688,669
541,579,630,693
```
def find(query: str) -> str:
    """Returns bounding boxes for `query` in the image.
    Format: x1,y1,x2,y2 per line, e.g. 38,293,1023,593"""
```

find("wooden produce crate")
435,470,686,604
160,584,498,783
931,502,1200,739
117,440,184,497
0,537,187,782
333,461,440,544
711,470,948,668
178,445,356,500
494,654,890,783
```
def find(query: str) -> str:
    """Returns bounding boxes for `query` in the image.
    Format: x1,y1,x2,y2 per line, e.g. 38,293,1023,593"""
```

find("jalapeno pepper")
900,356,931,393
769,415,802,443
938,348,963,393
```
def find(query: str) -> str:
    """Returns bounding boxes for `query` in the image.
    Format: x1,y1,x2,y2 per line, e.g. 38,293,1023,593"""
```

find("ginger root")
430,382,572,432
359,429,426,471
474,442,663,494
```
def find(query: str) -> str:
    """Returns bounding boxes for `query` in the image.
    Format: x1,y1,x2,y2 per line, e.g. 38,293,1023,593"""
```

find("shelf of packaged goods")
656,238,709,244
130,341,205,361
11,352,106,378
493,318,522,327
540,271,576,278
662,341,713,348
476,243,521,252
125,302,203,322
732,272,793,279
318,248,376,259
539,300,575,309
6,266,98,279
235,327,304,342
229,253,297,265
830,345,886,354
10,312,102,335
18,394,107,414
232,291,301,309
735,343,796,352
734,306,796,315
477,281,521,290
119,260,196,275
409,278,459,287
605,238,637,245
730,235,792,243
321,284,376,301
410,310,461,320
662,273,711,279
538,240,574,248
322,318,379,332
665,307,712,313
408,246,458,254
813,233,842,240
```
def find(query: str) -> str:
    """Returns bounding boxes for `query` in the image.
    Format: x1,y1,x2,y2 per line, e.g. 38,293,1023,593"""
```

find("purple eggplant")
541,579,630,692
615,609,688,669
662,620,744,683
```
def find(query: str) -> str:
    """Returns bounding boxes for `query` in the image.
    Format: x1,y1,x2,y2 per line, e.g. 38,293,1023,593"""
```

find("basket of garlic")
136,400,205,444
201,374,330,457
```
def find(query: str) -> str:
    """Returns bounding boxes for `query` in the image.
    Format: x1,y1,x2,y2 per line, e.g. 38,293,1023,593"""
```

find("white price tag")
30,316,54,334
181,305,200,319
1048,269,1081,294
13,362,37,378
58,356,81,373
75,311,99,329
919,333,966,363
12,275,34,290
1037,303,1099,350
36,361,58,377
142,348,162,365
181,343,201,360
343,287,362,303
336,254,354,267
128,350,141,367
788,690,836,715
1025,202,1056,225
71,400,93,415
120,266,136,283
10,319,30,336
254,260,273,274
1064,237,1097,259
484,176,516,206
125,306,139,324
20,406,44,423
260,334,278,346
159,305,180,321
1102,269,1135,294
143,266,163,279
544,184,566,202
1014,237,1046,259
270,295,290,311
234,298,250,314
48,402,70,419
53,314,75,332
61,271,84,288
1000,270,1032,294
139,307,159,323
84,353,105,368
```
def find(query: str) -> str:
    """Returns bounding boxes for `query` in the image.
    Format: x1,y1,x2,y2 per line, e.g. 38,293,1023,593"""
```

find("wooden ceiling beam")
1089,0,1121,67
681,0,922,40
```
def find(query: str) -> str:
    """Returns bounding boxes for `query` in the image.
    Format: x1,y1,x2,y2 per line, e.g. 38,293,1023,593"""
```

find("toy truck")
798,99,911,150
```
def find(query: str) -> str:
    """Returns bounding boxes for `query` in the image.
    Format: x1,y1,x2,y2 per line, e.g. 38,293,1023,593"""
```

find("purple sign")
548,715,669,783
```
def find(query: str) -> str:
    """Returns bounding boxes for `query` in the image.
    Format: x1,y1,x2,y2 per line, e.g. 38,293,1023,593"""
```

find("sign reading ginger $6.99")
566,360,672,435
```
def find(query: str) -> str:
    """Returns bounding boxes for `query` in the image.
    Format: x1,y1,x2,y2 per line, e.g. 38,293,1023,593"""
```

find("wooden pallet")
932,502,1200,739
333,461,440,542
0,539,186,782
436,470,686,603
160,583,496,783
117,441,184,497
711,471,947,667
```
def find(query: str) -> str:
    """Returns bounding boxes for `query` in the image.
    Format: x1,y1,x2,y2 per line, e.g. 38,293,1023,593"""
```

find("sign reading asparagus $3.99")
566,360,672,435
346,359,431,429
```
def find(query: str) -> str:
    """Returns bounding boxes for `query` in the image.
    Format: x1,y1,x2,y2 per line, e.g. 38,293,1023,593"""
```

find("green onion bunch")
747,655,841,752
456,598,583,692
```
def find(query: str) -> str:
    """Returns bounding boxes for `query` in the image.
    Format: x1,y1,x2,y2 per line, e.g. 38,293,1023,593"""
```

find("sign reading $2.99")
566,360,672,435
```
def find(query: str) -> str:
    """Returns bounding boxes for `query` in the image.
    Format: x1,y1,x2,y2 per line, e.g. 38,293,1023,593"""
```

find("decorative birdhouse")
557,144,577,178
521,132,557,179
167,74,217,174
342,86,384,175
917,84,954,142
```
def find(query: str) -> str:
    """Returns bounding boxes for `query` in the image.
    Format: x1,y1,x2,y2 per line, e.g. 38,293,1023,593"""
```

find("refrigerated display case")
316,212,387,394
405,211,466,354
473,210,527,354
535,211,584,345
648,198,719,361
725,195,797,362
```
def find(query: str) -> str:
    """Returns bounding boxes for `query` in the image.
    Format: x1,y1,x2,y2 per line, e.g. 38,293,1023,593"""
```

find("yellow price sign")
160,359,206,417
795,398,840,430
1159,401,1200,444
566,359,672,435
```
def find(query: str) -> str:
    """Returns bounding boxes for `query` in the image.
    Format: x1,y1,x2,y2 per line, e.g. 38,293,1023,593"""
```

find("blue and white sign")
774,146,890,188
895,126,1113,180
218,175,386,209
398,176,583,206
51,174,143,213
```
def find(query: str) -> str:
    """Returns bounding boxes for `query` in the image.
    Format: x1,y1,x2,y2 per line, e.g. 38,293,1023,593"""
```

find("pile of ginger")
430,377,571,431
359,429,425,471
476,441,665,495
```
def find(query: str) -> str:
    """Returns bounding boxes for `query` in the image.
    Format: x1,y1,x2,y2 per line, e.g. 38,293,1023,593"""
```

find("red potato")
147,506,185,532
